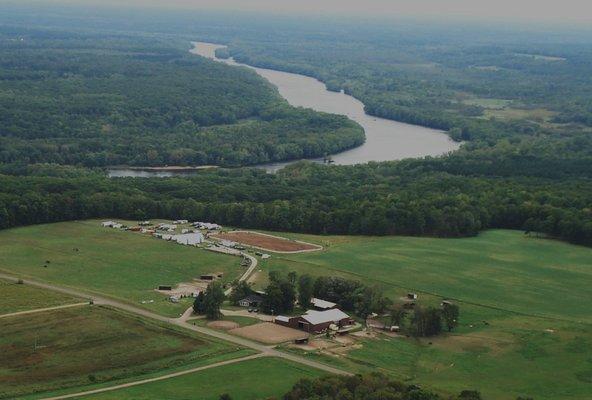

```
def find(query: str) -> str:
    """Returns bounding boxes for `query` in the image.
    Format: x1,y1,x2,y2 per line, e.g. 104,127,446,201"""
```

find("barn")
275,309,354,334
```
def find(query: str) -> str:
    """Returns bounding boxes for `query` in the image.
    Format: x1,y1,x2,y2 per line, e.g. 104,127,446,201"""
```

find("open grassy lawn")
83,357,326,400
254,229,592,399
0,306,252,400
0,220,242,316
0,279,79,315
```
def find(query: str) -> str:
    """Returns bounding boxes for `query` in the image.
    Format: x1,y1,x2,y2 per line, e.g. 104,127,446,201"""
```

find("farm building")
173,219,189,224
139,221,151,226
311,297,337,310
220,239,237,248
275,309,354,334
239,294,263,308
193,221,222,230
172,232,204,245
157,223,176,231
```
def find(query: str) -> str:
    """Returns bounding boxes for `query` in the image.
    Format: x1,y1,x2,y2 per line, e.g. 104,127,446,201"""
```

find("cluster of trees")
192,281,225,320
389,302,460,338
229,271,458,338
282,373,494,400
254,271,391,319
0,29,363,168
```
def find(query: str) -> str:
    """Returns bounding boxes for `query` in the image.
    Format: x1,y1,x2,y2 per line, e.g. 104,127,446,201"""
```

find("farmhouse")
239,294,264,308
311,297,337,310
275,309,354,334
173,219,188,224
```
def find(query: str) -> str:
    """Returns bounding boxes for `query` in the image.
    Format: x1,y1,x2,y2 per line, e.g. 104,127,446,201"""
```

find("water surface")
192,42,459,171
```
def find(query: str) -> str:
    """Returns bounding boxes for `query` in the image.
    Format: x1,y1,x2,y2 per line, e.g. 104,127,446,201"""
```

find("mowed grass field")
0,306,252,400
0,279,79,315
83,357,326,400
255,229,592,399
0,221,242,316
258,230,592,323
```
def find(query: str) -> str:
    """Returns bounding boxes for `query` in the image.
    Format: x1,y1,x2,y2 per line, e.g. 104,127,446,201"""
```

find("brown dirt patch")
214,231,321,253
207,320,239,330
230,322,308,344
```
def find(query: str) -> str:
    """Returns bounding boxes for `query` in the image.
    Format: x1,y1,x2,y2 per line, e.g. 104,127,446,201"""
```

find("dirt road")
224,252,257,296
0,302,88,319
39,354,265,400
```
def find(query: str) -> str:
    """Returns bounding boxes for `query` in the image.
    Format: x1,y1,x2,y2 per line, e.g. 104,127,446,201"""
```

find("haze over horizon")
34,0,592,25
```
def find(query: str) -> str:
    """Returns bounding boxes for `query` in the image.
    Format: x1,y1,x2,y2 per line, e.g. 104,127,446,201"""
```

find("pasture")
259,229,592,323
0,306,251,399
0,221,242,316
0,279,78,315
255,229,592,399
82,357,326,400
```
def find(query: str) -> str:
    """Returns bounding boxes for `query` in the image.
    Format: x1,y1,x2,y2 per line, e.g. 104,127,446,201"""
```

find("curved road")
0,272,350,399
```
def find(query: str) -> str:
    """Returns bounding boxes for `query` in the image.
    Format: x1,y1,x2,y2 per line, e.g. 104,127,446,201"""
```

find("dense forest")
0,6,591,247
0,28,363,167
1,161,591,245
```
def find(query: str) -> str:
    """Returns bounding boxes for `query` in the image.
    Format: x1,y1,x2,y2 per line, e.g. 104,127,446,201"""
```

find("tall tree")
204,281,225,320
229,280,252,305
297,274,314,309
442,303,460,332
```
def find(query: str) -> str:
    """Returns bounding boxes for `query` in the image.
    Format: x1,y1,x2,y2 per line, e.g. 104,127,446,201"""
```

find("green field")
254,229,592,399
0,221,242,316
258,230,592,323
83,357,325,400
0,279,79,315
0,306,252,399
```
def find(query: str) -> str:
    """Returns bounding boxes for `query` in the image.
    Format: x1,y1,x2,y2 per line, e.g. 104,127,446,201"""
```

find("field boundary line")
38,353,266,400
0,302,88,319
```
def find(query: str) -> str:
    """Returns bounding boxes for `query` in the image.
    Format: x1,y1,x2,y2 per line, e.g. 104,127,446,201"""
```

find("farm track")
0,272,351,400
0,302,88,319
38,354,266,400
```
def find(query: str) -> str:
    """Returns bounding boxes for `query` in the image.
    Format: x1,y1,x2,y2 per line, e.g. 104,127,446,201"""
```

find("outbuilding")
311,297,337,311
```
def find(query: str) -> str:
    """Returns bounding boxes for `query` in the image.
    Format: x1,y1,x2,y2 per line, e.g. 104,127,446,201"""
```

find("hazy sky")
70,0,592,24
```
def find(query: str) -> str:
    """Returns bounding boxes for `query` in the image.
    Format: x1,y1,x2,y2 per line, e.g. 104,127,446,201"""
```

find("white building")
311,297,337,310
172,232,204,245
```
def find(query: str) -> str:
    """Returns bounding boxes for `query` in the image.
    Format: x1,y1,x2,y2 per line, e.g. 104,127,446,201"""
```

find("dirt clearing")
230,322,308,344
207,320,240,330
214,231,321,253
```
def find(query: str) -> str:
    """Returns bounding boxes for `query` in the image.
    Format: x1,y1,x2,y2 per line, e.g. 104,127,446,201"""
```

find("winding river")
108,42,459,177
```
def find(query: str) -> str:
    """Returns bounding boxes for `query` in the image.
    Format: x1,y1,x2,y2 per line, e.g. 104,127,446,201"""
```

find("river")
108,41,459,177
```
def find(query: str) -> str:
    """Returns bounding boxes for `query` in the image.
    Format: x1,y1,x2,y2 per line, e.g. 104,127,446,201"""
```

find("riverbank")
192,42,460,169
